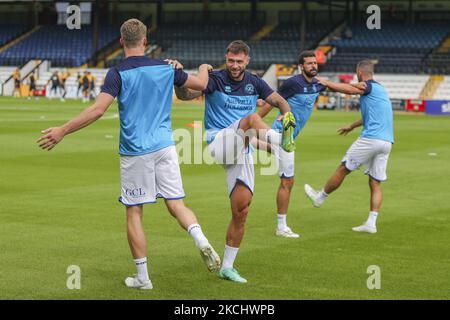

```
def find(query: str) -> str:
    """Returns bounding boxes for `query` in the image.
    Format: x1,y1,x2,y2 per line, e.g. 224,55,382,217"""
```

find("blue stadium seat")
325,22,450,73
0,25,118,67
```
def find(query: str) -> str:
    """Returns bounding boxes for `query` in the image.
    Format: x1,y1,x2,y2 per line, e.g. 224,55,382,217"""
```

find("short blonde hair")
120,19,147,48
357,60,374,75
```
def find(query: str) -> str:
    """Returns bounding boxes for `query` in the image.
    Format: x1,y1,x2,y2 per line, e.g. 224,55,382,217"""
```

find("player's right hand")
200,64,213,72
36,127,65,151
165,59,184,70
337,125,353,136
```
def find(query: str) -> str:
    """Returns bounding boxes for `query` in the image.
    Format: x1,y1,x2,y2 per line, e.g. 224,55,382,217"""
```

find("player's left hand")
165,59,184,70
36,127,65,151
256,99,265,107
337,125,353,136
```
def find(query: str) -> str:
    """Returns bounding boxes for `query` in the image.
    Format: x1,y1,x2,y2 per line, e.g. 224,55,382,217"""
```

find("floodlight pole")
409,0,414,25
32,1,39,27
92,0,99,66
300,0,306,53
251,0,258,22
157,0,164,26
352,0,358,24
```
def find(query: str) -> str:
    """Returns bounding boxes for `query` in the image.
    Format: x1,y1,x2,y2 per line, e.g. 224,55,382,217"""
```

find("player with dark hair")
13,68,21,97
28,72,36,100
77,72,83,98
47,71,60,99
175,40,296,283
81,71,90,103
59,69,70,101
256,50,326,238
88,72,96,100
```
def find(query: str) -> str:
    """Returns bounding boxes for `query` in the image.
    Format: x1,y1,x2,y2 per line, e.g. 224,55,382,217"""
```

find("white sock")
222,245,239,269
187,223,208,247
317,189,329,202
133,257,149,282
367,211,378,227
264,129,281,146
277,214,287,230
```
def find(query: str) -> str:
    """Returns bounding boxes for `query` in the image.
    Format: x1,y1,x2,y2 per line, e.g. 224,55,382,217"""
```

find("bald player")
304,60,394,234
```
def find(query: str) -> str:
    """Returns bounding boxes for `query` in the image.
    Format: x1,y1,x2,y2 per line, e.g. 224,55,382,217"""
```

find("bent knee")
232,206,249,223
339,164,351,174
280,177,295,190
249,113,261,122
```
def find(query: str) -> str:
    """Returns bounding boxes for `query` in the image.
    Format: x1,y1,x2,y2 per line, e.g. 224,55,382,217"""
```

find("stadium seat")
324,22,450,74
0,25,118,67
0,24,29,47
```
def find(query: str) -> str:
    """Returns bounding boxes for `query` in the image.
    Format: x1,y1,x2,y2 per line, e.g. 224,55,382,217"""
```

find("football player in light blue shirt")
304,60,394,234
37,18,222,289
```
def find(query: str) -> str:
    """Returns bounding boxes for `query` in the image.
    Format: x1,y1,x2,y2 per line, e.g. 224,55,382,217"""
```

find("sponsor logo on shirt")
225,86,232,93
224,96,254,111
245,84,255,95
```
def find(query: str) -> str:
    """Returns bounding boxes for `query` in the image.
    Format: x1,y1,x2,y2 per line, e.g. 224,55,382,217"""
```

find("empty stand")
0,25,29,47
373,74,430,100
325,23,450,74
0,25,118,67
107,23,333,70
434,76,450,100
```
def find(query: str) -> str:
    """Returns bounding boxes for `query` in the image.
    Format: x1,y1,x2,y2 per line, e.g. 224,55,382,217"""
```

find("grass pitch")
0,96,449,299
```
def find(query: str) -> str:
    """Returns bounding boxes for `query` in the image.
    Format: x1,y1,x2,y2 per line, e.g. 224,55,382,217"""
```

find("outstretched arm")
317,77,365,95
37,92,115,150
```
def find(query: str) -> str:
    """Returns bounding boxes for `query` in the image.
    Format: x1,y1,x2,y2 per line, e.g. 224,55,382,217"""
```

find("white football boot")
124,276,153,290
352,223,377,234
276,226,300,238
304,184,325,208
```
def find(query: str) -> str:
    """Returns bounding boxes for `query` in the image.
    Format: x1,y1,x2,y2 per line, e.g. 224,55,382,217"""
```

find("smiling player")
175,40,295,283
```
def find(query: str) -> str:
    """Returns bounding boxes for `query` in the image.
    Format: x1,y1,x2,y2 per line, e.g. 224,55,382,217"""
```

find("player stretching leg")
175,40,295,283
37,19,221,290
256,51,326,238
304,60,394,234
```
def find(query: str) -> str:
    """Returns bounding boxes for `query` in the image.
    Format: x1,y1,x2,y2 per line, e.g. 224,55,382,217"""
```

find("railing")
1,59,49,96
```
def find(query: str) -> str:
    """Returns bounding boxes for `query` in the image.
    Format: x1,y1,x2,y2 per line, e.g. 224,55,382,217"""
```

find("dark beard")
304,68,318,78
227,68,245,80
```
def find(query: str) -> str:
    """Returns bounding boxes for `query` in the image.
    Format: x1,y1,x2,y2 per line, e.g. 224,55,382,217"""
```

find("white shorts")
342,137,392,182
273,145,295,178
119,145,185,206
208,119,255,196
